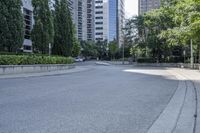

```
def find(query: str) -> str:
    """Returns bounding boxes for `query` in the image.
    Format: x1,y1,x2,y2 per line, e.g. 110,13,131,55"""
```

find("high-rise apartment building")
138,0,160,15
94,0,109,42
116,0,125,47
71,0,95,41
92,0,125,47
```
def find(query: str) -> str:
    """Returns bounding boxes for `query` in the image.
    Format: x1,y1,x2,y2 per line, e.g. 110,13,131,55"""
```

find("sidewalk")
174,68,200,132
147,68,200,133
0,66,92,79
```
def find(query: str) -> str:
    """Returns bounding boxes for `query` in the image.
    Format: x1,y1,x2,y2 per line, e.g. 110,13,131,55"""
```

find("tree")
109,40,119,60
0,0,24,52
52,0,74,56
81,41,99,58
159,0,200,63
32,0,54,54
72,38,81,57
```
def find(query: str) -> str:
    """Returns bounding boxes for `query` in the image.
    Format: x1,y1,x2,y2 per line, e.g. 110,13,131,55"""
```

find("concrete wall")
0,64,75,75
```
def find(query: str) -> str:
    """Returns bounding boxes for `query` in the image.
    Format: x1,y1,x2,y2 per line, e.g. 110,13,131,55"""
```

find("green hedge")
137,58,156,63
0,55,73,65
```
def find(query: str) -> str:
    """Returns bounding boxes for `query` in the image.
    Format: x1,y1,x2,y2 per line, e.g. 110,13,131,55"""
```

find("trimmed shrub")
0,55,73,65
137,58,156,63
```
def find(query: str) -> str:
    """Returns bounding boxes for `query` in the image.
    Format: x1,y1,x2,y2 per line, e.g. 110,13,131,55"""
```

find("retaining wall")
0,64,75,75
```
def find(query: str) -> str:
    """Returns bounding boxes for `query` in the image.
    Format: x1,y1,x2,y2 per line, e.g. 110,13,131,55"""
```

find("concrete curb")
0,64,75,75
147,70,196,133
147,80,187,133
173,81,196,133
0,66,92,79
95,62,111,66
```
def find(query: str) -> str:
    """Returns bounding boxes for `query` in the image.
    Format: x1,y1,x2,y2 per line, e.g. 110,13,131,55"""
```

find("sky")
125,0,138,18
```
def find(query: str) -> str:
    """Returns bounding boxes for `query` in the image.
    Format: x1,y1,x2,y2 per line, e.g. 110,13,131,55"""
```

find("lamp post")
122,42,125,65
190,39,194,68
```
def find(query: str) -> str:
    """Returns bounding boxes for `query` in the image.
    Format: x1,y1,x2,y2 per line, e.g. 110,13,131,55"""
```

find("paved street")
0,64,180,133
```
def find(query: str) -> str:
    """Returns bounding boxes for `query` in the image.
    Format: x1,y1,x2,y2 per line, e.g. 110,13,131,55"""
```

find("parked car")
74,57,84,62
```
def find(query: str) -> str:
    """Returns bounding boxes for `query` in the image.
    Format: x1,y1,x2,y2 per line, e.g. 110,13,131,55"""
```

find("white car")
74,57,83,62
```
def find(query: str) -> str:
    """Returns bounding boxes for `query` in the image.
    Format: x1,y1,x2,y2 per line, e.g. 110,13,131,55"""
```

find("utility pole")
122,42,125,65
190,39,194,68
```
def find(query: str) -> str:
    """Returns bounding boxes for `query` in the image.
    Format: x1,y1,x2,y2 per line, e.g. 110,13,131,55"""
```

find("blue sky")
125,0,138,18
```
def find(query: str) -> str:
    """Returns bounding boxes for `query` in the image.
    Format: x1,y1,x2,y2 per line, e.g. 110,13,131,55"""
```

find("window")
96,16,103,19
96,32,103,35
95,11,103,14
95,22,103,24
96,27,103,30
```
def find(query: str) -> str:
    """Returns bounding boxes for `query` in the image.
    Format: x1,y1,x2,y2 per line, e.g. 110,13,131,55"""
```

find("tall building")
73,0,95,41
138,0,161,15
93,0,125,47
116,0,125,47
22,0,33,52
72,0,82,40
94,0,109,42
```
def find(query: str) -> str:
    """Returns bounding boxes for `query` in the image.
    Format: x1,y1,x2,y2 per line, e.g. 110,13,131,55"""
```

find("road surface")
0,63,179,133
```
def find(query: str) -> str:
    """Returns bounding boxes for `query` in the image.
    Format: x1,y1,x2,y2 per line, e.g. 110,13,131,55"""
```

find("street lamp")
190,39,194,68
122,42,125,65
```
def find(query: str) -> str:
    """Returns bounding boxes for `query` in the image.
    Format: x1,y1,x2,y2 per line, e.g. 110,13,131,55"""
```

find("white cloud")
125,0,138,18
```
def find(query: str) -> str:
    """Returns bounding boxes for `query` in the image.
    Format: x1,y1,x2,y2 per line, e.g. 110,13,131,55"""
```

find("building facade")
116,0,125,47
94,0,109,42
138,0,161,15
22,0,33,52
91,0,125,47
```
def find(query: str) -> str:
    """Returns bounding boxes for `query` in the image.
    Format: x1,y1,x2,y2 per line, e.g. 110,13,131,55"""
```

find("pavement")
170,68,200,133
0,62,200,133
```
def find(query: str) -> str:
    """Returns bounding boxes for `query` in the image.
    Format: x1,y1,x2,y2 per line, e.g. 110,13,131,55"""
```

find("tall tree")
109,40,119,60
0,0,24,52
32,0,54,54
53,0,74,56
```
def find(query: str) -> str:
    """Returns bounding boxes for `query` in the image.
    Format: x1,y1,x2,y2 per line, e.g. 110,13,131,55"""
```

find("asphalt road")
0,64,179,133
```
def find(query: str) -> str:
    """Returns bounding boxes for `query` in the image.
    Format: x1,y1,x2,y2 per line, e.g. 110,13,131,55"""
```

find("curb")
0,66,92,79
147,70,196,133
95,62,111,66
147,80,187,133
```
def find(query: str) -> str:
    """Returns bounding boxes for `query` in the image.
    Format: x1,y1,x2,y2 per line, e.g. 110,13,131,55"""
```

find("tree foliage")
32,0,54,54
109,40,119,60
72,38,81,57
124,0,200,63
52,0,74,56
0,0,24,52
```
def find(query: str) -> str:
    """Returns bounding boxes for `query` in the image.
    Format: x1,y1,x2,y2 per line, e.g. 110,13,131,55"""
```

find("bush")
137,58,156,63
0,55,73,65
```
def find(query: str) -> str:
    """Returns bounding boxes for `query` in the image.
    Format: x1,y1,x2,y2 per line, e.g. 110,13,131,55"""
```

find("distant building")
138,0,160,15
93,0,125,47
94,0,109,42
73,0,95,41
22,0,33,52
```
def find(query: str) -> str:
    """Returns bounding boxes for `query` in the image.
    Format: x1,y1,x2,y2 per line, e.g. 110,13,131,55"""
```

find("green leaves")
109,40,119,60
0,0,24,52
0,55,73,65
72,40,81,57
52,0,74,56
32,0,54,54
